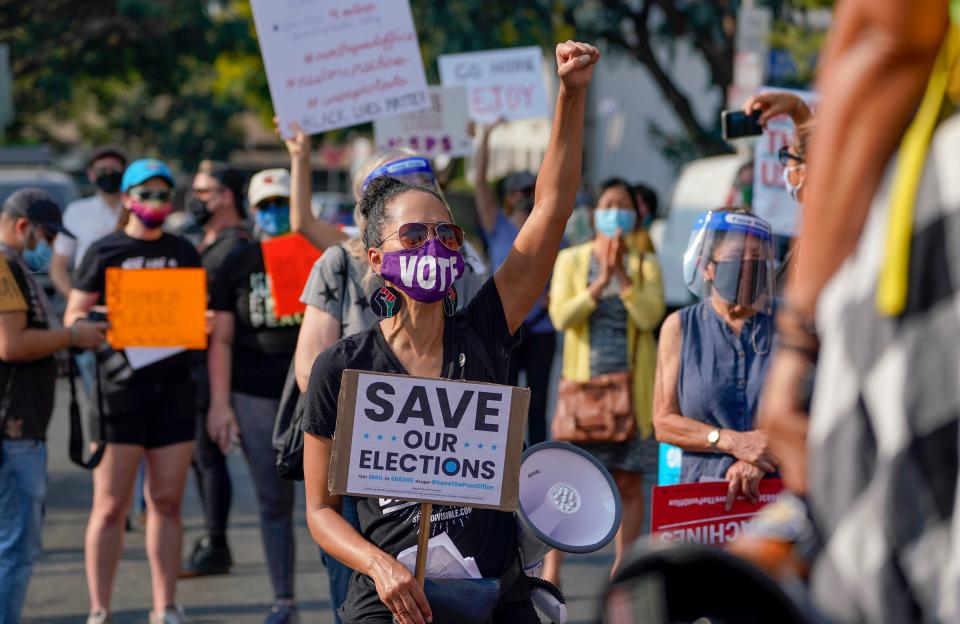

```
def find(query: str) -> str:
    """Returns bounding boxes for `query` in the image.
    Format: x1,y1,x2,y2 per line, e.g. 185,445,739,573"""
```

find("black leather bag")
421,578,500,624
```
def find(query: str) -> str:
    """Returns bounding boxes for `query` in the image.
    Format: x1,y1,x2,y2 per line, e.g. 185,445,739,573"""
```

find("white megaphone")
516,442,622,570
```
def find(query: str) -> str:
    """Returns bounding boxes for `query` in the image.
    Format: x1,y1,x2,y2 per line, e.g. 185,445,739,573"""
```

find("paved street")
21,380,627,623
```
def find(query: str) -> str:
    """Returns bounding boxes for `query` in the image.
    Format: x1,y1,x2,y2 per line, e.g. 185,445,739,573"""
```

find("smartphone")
721,109,763,140
86,310,108,323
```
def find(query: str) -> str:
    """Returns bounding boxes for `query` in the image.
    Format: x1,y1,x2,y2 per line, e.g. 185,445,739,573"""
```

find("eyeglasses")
381,222,464,251
777,146,804,167
191,186,223,197
131,189,172,202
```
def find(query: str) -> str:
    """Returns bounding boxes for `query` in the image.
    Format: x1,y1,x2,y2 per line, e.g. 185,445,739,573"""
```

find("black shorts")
99,375,196,449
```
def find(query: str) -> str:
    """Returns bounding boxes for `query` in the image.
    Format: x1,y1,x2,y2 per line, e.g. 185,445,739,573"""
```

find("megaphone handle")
415,502,433,587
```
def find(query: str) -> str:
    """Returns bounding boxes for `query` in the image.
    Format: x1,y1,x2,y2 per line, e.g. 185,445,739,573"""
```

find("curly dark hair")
358,176,448,248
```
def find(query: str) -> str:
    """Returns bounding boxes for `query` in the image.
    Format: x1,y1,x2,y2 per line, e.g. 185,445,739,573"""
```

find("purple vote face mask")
379,238,464,303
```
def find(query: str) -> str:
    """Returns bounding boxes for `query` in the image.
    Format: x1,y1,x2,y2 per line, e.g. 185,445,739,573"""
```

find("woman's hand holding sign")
370,551,433,624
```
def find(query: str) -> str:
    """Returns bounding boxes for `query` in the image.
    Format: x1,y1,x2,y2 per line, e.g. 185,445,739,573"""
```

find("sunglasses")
257,198,289,210
777,146,804,167
131,189,172,202
381,222,464,251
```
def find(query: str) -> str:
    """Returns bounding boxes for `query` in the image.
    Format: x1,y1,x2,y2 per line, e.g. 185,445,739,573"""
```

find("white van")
650,154,750,309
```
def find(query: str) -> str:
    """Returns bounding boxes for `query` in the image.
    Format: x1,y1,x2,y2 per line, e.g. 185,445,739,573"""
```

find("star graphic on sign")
463,442,470,448
321,284,339,302
478,443,485,449
491,444,497,450
377,434,384,441
363,433,370,440
390,435,397,442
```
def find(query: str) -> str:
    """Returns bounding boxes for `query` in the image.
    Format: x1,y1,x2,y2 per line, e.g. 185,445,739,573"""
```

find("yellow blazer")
548,241,665,439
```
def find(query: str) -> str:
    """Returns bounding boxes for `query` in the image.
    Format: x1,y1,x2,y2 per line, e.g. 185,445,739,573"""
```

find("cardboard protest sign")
330,370,530,510
374,86,473,157
105,268,207,349
261,233,322,318
249,0,430,137
438,47,550,123
650,479,785,546
751,87,818,236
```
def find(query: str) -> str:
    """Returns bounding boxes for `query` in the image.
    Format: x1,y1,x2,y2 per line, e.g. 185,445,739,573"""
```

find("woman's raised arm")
494,41,600,334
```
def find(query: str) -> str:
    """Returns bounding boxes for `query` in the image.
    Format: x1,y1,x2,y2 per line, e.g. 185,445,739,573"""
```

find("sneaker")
264,603,299,624
179,535,231,577
149,605,188,624
86,610,111,624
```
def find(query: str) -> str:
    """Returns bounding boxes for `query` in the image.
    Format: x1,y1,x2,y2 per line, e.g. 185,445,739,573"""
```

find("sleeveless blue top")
677,301,775,483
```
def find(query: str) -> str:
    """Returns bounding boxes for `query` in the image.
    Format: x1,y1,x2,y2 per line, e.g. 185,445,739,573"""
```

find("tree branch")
651,0,734,93
624,1,729,155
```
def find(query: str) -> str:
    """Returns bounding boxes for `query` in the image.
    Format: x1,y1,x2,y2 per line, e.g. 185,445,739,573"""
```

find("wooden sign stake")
414,502,432,586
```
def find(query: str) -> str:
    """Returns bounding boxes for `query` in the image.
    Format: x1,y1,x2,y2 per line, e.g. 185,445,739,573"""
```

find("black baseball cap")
87,144,128,169
2,188,75,239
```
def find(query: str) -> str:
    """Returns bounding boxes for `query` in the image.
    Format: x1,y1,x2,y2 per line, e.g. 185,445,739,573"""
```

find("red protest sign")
261,234,322,318
650,479,784,546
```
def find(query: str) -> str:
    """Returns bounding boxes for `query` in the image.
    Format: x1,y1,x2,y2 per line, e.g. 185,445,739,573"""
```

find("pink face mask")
379,238,464,303
129,201,172,229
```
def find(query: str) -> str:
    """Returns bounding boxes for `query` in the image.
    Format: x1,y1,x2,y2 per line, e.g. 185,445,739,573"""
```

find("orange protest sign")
105,268,207,349
261,234,322,318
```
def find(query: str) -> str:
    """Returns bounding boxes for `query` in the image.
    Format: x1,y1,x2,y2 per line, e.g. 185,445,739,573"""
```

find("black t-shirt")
201,225,251,288
74,230,202,379
303,278,520,622
209,242,302,399
192,225,252,397
0,250,57,440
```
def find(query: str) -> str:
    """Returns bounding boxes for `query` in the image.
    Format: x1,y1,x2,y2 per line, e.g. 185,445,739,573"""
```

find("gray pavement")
20,380,625,624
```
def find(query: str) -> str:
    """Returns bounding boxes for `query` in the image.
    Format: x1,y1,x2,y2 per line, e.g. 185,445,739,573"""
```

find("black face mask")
712,259,767,306
95,171,123,194
188,197,211,225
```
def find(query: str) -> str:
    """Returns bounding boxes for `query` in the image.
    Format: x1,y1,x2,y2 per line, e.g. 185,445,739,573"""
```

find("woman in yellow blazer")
543,177,665,584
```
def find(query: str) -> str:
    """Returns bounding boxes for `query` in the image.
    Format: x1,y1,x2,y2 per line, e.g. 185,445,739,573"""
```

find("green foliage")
2,0,833,172
0,0,266,170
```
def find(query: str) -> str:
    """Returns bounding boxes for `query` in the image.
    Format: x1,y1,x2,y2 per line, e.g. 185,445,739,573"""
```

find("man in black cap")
50,145,127,298
0,188,107,624
180,160,251,578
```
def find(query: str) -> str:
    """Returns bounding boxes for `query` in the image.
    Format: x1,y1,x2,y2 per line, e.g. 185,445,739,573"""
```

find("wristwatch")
708,428,722,449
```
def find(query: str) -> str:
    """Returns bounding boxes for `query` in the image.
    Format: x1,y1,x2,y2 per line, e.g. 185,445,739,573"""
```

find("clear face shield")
682,211,776,313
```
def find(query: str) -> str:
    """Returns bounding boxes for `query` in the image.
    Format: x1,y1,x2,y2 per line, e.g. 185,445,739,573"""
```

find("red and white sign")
438,47,550,123
250,0,430,137
650,479,784,546
374,86,473,157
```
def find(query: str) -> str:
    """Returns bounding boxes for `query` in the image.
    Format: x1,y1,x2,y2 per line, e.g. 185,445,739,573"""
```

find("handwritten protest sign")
374,86,473,157
438,47,550,123
330,370,530,510
751,87,818,235
261,234,322,318
651,479,784,546
250,0,430,137
105,268,207,349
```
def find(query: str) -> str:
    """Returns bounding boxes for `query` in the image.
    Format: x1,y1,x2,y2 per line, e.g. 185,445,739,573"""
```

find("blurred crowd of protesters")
1,0,959,621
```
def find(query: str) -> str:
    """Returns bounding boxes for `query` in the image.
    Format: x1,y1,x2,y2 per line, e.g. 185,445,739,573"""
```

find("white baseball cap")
248,168,291,207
